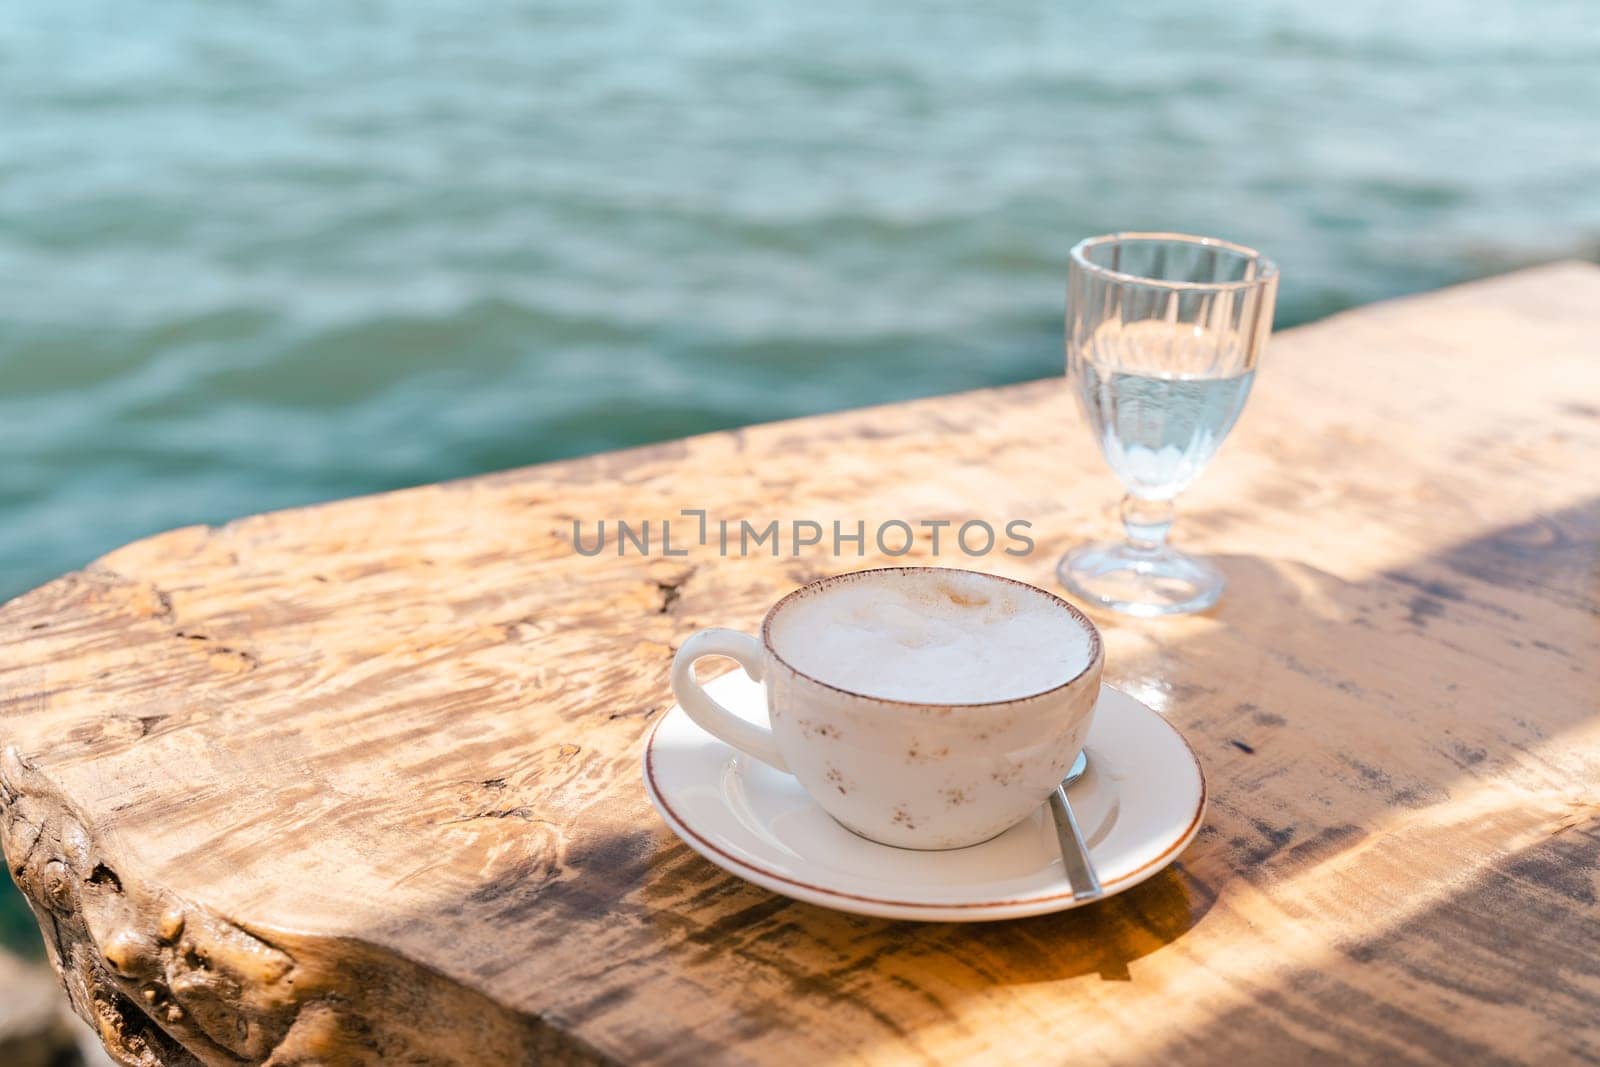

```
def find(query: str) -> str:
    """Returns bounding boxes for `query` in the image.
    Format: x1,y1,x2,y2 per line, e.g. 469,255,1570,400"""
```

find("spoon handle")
1049,785,1103,902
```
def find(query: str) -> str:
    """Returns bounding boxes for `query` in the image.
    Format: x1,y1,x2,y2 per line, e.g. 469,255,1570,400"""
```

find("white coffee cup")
670,566,1104,849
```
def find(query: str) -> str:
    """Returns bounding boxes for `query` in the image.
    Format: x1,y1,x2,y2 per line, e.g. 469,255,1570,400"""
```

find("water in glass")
1077,328,1255,500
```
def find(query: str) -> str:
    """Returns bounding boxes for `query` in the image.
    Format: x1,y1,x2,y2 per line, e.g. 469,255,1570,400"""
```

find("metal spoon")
1049,750,1102,901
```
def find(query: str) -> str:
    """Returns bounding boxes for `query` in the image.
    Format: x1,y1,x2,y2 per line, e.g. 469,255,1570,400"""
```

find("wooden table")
2,263,1598,1066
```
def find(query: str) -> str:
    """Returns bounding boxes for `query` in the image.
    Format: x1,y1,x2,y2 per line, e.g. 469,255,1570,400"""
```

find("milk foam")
769,570,1092,703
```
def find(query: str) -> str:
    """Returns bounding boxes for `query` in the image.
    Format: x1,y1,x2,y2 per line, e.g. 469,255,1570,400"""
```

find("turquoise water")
0,1,1598,947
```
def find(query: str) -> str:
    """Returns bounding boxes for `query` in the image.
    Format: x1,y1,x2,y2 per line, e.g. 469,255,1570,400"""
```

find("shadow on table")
1139,809,1600,1062
626,806,1600,1059
662,860,1215,984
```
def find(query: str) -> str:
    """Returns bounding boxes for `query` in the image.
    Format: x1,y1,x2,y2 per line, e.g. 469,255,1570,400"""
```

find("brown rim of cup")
758,565,1104,709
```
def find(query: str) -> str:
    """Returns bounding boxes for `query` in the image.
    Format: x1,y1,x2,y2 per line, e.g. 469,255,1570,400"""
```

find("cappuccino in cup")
671,567,1103,849
770,569,1095,704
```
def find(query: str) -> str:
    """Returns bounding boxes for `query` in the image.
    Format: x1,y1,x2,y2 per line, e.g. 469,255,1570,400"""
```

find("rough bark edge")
0,747,607,1067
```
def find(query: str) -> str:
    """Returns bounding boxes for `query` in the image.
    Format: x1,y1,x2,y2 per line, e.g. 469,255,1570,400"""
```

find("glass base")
1057,541,1224,617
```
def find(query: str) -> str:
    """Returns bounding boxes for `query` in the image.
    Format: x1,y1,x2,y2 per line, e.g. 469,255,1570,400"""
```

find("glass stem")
1121,494,1175,553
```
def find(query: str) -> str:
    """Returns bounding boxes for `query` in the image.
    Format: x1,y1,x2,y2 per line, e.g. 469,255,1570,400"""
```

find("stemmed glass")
1058,232,1278,617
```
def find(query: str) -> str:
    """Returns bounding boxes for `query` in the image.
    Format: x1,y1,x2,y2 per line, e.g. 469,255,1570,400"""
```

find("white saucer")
643,674,1207,922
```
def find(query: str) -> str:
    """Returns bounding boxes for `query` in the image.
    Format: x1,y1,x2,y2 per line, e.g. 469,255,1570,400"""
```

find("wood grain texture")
2,262,1599,1066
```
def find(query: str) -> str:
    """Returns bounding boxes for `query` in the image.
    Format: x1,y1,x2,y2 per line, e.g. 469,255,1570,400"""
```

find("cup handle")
670,629,789,773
